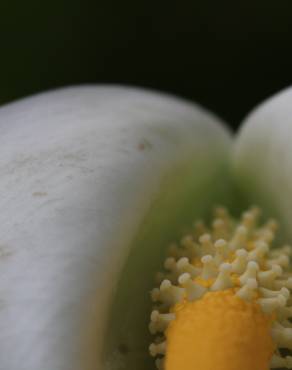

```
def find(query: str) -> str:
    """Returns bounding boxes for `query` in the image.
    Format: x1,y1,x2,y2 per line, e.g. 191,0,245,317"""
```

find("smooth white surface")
0,86,231,370
234,86,292,241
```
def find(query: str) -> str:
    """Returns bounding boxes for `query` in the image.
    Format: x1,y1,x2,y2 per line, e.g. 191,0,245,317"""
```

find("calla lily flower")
1,85,292,370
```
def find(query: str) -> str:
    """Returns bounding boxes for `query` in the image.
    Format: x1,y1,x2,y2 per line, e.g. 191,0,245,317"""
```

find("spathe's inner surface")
102,160,242,370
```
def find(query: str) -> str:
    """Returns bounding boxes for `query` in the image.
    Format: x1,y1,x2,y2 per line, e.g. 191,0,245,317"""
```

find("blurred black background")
0,0,292,129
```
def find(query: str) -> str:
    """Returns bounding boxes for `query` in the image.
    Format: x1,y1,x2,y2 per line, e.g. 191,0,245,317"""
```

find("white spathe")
233,86,292,242
0,86,231,370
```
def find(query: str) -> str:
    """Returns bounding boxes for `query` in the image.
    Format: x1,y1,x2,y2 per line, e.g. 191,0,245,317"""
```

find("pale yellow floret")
149,206,292,370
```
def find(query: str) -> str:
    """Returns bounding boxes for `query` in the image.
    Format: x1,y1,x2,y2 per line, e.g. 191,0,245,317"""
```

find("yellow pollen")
165,289,275,370
149,207,292,370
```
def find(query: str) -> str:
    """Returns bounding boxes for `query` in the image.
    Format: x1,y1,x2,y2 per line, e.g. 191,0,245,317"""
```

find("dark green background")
1,0,292,128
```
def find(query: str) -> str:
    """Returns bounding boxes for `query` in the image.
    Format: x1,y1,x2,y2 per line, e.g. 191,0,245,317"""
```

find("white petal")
233,86,292,240
0,86,231,370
